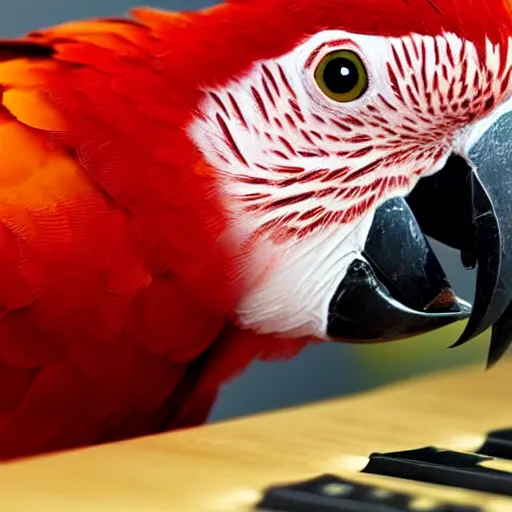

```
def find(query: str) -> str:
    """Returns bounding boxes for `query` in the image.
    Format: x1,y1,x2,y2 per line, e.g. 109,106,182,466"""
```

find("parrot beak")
407,107,512,368
327,196,471,344
328,104,512,365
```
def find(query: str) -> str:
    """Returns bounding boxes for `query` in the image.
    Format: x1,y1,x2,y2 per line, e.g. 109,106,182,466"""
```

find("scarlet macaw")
0,0,509,459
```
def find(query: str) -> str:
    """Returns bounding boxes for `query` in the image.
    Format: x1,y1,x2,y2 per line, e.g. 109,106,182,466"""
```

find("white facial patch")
187,29,512,340
234,209,376,338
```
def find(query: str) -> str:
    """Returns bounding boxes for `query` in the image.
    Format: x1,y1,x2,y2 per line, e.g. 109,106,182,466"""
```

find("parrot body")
0,1,510,460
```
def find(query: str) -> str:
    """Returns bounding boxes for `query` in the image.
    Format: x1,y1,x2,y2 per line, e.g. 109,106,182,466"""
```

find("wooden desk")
1,360,512,511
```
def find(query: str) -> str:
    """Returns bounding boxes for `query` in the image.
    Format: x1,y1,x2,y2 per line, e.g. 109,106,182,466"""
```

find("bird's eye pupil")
314,49,368,102
322,57,359,94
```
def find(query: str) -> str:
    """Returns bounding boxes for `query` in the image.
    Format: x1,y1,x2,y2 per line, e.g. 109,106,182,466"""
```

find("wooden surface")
2,360,512,511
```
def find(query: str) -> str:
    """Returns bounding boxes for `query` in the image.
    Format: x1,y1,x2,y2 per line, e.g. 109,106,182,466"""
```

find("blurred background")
4,0,502,423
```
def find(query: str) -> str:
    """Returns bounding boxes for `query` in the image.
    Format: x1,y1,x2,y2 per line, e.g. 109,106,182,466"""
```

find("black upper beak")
407,109,512,368
327,196,471,343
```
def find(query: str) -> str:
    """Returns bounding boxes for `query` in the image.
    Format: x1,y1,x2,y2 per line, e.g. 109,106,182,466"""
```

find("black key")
362,446,512,497
255,473,482,511
477,428,512,460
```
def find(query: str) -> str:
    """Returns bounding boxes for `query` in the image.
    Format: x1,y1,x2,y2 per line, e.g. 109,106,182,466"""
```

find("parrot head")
175,0,512,366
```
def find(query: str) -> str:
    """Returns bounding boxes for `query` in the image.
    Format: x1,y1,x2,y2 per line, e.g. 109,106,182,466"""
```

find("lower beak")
327,196,471,342
407,108,512,368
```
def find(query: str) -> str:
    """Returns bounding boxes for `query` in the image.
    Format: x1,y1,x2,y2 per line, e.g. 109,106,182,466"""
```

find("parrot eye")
314,49,368,102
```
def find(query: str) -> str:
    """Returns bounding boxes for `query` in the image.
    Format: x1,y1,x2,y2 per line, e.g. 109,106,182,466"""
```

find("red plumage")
0,0,508,459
